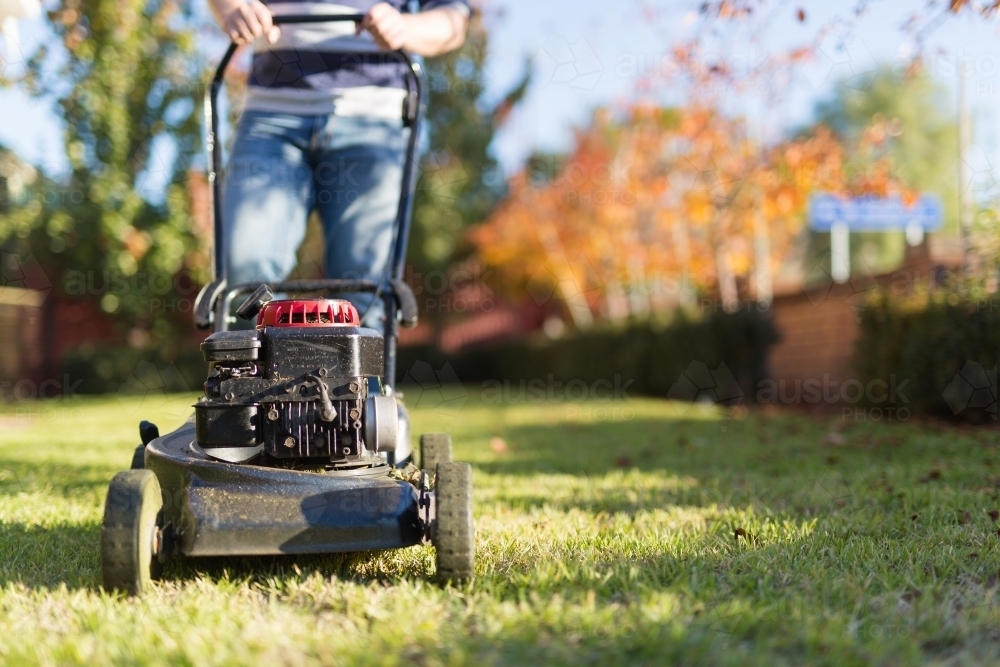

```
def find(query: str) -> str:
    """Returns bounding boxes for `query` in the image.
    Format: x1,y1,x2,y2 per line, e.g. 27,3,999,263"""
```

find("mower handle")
197,13,424,347
218,279,419,331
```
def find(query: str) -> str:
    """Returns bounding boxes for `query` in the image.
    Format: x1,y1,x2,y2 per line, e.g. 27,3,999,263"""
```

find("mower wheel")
433,461,474,582
420,433,452,472
101,470,163,596
130,445,146,470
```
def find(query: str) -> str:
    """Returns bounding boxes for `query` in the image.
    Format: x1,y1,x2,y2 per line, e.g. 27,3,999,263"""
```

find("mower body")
100,18,474,596
145,297,423,557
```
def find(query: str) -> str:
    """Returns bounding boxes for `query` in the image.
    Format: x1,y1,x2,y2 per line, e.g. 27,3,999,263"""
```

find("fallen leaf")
734,527,760,545
489,437,508,454
823,432,845,447
919,469,942,482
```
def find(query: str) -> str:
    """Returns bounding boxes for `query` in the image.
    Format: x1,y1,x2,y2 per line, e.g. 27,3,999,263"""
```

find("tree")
408,10,529,276
808,68,959,277
2,0,206,346
468,104,908,322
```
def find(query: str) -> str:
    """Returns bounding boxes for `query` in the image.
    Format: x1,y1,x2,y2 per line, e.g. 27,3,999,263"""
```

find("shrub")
62,308,780,406
854,289,1000,421
61,343,206,395
398,307,779,402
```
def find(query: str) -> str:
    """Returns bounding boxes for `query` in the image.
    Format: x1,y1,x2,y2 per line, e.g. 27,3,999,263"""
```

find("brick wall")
766,236,964,393
768,284,867,387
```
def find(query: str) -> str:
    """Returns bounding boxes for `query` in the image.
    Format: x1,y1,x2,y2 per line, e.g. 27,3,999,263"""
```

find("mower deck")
145,420,424,557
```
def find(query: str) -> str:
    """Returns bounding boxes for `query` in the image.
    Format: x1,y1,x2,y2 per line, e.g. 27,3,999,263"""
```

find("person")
207,0,469,326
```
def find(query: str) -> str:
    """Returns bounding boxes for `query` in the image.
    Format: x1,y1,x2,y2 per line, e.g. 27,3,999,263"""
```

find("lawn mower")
99,14,474,596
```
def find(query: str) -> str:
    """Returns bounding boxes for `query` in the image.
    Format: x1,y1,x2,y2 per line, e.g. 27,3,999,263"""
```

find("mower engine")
194,294,399,466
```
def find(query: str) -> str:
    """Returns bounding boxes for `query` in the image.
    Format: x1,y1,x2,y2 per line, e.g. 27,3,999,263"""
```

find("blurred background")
1,0,999,420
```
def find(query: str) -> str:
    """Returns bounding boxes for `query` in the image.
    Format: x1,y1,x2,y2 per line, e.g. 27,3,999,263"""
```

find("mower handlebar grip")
194,278,227,329
270,14,366,25
389,279,419,328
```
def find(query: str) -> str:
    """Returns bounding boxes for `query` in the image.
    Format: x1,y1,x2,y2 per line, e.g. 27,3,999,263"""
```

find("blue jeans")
223,111,408,327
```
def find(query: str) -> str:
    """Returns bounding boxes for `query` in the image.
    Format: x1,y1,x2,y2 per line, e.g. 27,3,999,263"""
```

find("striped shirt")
248,0,470,117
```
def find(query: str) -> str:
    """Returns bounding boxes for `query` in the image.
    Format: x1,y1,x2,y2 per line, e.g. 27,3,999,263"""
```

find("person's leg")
311,115,408,328
311,115,410,464
224,111,316,288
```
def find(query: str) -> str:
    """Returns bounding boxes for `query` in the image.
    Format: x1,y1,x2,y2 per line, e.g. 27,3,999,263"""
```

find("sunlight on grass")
0,392,997,665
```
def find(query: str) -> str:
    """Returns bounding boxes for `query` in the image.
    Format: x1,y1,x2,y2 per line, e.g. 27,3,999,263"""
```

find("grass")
0,389,998,666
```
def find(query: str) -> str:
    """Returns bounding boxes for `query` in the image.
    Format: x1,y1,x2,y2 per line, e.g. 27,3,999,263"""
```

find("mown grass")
0,389,998,665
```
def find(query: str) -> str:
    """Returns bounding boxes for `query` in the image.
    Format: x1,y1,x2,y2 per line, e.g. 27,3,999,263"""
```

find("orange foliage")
467,106,910,315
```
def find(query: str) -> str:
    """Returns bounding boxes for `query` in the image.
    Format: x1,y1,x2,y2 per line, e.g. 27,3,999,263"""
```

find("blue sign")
809,194,943,232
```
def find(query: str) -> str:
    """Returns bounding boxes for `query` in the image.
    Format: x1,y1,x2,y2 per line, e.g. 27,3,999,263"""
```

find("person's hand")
222,0,280,45
357,3,411,51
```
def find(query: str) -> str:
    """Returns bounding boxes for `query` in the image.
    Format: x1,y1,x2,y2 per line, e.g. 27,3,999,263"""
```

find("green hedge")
398,308,779,401
854,291,1000,421
62,343,207,395
63,308,779,403
60,293,1000,421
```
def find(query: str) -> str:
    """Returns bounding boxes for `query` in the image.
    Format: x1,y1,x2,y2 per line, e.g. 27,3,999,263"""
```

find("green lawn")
0,390,998,665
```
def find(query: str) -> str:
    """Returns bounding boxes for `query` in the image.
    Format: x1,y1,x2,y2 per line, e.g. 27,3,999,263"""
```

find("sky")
0,0,998,195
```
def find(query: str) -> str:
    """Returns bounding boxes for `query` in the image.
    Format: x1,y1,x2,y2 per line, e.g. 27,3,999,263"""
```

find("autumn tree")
408,10,529,276
468,104,909,322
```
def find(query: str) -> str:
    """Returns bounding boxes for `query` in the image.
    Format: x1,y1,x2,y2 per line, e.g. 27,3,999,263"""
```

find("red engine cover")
256,299,360,328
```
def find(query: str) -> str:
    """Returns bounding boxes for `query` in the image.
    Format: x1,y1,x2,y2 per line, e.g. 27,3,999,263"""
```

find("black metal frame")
192,13,424,390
